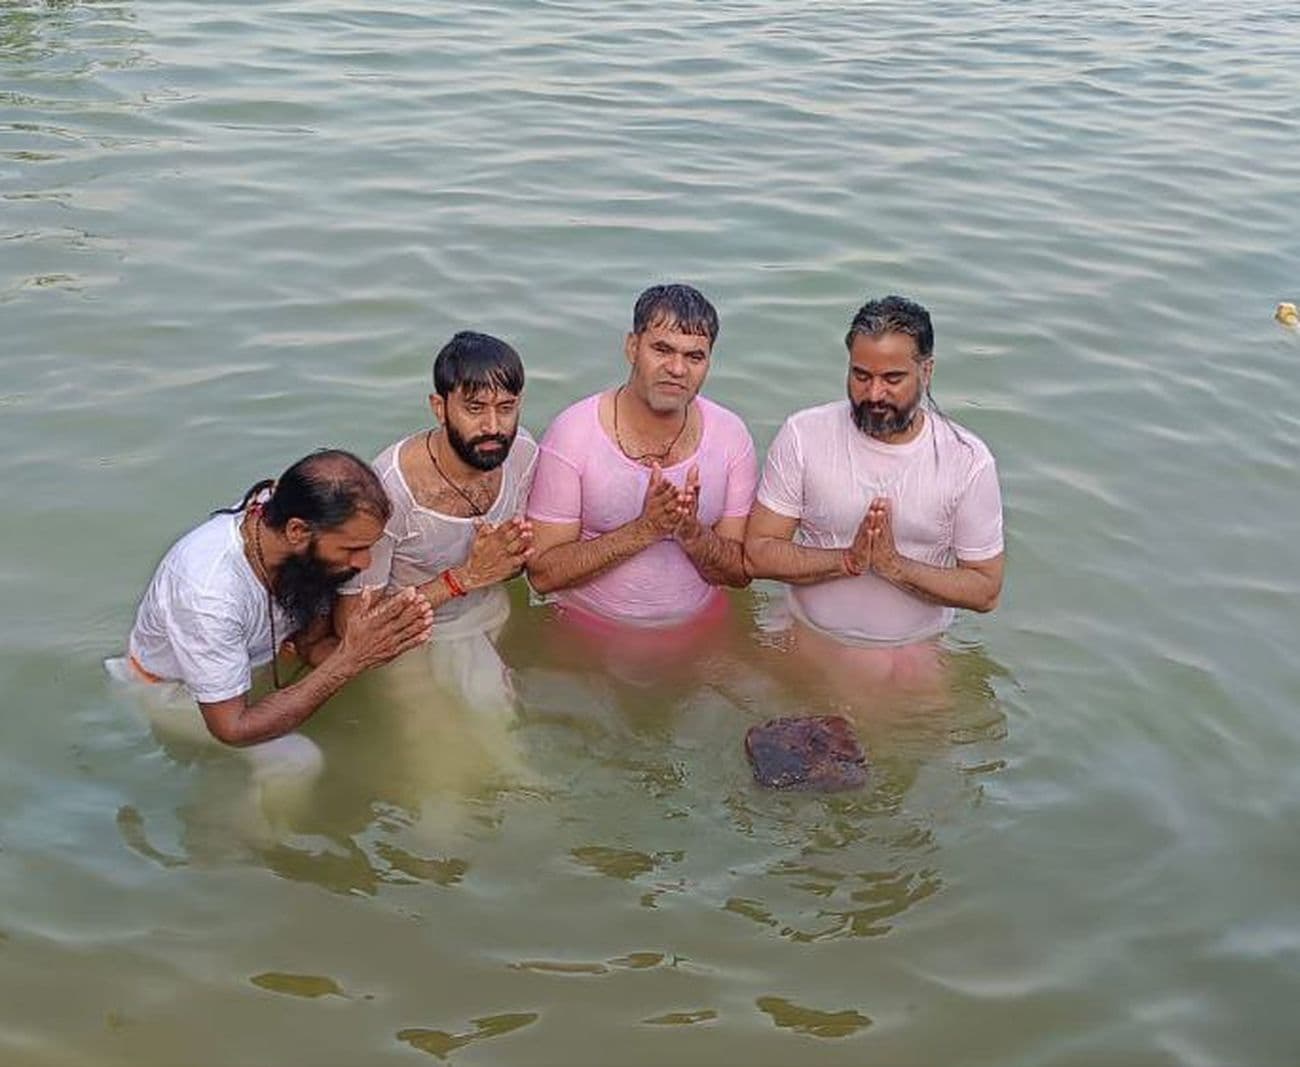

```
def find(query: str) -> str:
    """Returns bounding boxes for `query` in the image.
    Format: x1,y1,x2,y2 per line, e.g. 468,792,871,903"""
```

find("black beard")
274,544,357,632
852,397,921,439
446,420,515,472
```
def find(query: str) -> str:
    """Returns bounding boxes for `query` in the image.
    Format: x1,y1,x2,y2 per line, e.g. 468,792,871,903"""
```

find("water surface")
3,2,1300,1064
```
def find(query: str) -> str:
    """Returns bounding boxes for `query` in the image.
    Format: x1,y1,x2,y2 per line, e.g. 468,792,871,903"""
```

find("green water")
4,2,1300,1064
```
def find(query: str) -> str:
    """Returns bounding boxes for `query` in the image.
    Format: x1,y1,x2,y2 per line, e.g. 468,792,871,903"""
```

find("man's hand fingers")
355,587,374,616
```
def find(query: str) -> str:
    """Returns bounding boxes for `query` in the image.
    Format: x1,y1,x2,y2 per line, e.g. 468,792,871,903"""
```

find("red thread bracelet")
440,568,467,597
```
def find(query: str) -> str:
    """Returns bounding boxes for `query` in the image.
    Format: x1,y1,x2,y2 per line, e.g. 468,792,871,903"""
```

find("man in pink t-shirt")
746,295,1004,688
526,284,757,649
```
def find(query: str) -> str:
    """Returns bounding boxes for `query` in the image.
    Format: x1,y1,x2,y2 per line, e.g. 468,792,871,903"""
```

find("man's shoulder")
930,413,996,467
782,399,848,437
546,392,601,426
156,514,248,607
698,395,754,442
537,393,602,452
511,425,539,459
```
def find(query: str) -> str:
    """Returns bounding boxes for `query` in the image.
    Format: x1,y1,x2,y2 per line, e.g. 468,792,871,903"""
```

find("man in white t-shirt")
334,332,535,714
745,295,1004,688
116,450,434,774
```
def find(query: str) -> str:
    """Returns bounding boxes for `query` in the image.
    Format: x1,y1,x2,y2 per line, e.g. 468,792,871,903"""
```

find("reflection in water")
249,972,346,1000
397,1013,540,1061
0,2,141,81
642,1008,717,1026
755,995,873,1039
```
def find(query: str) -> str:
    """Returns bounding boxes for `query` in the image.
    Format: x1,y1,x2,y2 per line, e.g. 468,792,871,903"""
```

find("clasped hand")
846,496,903,580
461,516,534,588
340,586,434,670
640,463,703,541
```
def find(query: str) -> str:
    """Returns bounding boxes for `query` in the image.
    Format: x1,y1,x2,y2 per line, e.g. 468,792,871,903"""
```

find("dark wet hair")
632,283,720,344
844,294,934,360
217,449,391,530
432,330,525,400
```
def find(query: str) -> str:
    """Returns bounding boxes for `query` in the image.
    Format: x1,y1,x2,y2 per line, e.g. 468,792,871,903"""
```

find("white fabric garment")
342,429,538,626
342,429,537,714
128,512,294,704
757,401,1003,646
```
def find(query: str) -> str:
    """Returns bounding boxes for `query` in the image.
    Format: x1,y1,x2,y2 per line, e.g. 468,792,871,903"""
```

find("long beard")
274,546,357,632
851,394,922,439
446,420,515,472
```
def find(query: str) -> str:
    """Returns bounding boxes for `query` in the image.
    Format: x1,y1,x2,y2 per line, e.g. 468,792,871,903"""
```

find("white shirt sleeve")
755,417,805,519
952,459,1005,561
167,594,255,704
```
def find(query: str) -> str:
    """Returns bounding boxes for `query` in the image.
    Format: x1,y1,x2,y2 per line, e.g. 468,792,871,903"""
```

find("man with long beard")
744,295,1004,696
114,450,433,775
333,331,536,715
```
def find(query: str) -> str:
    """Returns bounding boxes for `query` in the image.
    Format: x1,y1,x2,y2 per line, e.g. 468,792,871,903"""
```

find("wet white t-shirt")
128,512,292,703
757,401,1003,645
342,430,538,635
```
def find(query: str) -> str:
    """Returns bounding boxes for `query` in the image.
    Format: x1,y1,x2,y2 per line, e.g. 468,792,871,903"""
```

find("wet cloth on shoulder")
128,512,293,704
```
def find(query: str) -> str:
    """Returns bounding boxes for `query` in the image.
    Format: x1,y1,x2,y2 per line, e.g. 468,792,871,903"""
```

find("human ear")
284,517,313,549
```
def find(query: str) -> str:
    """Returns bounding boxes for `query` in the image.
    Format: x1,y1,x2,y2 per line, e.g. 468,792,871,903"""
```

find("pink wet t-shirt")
757,400,1003,645
527,392,757,625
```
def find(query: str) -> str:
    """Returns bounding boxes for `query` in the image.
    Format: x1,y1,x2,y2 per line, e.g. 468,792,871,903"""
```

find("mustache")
468,433,511,450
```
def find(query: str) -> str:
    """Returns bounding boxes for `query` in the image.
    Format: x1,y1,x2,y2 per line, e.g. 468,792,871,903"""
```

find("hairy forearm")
527,519,661,593
744,536,848,585
215,649,361,746
879,556,1000,612
678,523,749,587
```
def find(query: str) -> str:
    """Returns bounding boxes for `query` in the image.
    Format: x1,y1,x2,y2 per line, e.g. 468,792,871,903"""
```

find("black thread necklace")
612,386,689,463
249,510,283,690
425,429,489,517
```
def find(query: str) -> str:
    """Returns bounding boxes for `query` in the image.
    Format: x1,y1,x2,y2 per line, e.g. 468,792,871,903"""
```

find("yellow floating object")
1277,302,1299,327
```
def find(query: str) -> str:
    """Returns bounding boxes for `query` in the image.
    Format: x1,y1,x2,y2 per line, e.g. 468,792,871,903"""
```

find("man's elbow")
204,717,248,747
721,567,752,590
525,561,560,595
971,586,1001,613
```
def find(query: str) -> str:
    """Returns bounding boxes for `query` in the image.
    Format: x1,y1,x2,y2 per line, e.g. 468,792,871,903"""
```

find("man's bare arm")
676,513,750,587
202,589,432,746
526,517,664,593
743,503,852,584
875,552,1003,612
867,497,1002,611
526,465,681,594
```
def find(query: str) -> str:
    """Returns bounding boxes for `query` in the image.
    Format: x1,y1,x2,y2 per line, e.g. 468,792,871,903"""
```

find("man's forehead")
319,511,384,545
639,315,712,347
850,331,925,364
454,382,520,402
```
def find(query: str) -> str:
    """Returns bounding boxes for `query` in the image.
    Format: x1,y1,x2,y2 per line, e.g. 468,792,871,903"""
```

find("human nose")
665,352,686,378
352,548,372,570
483,408,501,433
866,379,889,403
